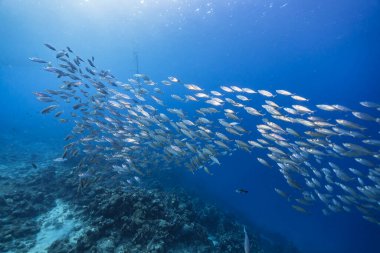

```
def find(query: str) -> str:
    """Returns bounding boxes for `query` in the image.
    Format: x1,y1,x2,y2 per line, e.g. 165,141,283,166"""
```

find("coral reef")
69,186,255,253
0,151,300,252
0,168,58,252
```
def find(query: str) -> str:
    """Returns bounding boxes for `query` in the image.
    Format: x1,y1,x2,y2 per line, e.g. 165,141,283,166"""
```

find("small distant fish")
231,85,243,92
31,163,37,169
168,76,180,83
44,43,56,51
184,84,203,91
37,97,55,102
41,105,59,114
221,86,234,92
352,111,376,121
292,104,313,114
55,111,63,117
316,104,336,111
236,188,248,194
360,101,380,108
336,119,366,131
56,51,67,58
242,88,256,94
258,90,274,97
29,57,48,63
276,89,292,96
274,188,289,199
257,157,271,168
88,59,96,67
292,205,307,213
203,166,213,175
291,95,309,102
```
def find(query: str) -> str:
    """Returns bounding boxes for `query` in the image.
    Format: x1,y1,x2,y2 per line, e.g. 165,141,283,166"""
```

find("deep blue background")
1,1,379,252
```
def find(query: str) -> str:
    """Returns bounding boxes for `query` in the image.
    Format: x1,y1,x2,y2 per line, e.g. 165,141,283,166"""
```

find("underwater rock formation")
70,186,256,252
0,161,300,253
0,168,58,252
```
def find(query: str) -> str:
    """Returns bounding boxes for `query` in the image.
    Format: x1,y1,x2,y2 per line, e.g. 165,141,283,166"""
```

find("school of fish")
30,44,380,226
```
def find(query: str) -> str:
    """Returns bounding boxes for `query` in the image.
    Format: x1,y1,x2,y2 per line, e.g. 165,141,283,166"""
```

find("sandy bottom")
28,199,84,253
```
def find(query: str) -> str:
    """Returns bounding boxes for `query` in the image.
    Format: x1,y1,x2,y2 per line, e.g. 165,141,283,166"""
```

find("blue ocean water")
1,1,379,252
